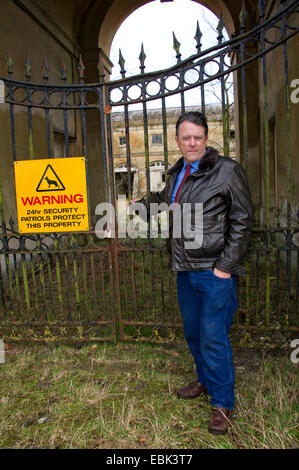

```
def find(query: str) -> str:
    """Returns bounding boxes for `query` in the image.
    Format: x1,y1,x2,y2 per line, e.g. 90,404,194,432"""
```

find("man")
136,111,253,435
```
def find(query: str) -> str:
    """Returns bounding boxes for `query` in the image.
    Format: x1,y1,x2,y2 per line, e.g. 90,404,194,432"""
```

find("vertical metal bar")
220,53,229,158
98,86,111,204
38,251,47,320
296,247,299,313
90,252,98,319
42,58,51,157
105,99,122,339
161,94,169,171
19,237,30,317
124,98,133,199
99,252,106,319
240,27,249,175
281,0,292,226
180,73,185,114
255,249,260,326
131,251,138,319
82,252,90,319
64,253,72,321
259,3,271,325
21,262,30,316
276,244,281,317
141,250,147,322
200,63,206,115
79,89,91,229
45,105,52,158
107,240,118,341
53,238,64,319
141,84,150,198
151,251,156,322
245,259,250,325
0,259,7,316
70,234,80,319
8,84,17,161
63,90,69,157
285,229,291,328
26,85,34,160
47,253,56,320
159,251,165,319
265,235,270,326
122,251,129,311
13,252,23,318
141,80,152,250
2,225,14,316
29,252,39,315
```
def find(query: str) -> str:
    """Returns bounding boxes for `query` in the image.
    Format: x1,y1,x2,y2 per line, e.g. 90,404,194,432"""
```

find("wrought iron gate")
0,0,298,347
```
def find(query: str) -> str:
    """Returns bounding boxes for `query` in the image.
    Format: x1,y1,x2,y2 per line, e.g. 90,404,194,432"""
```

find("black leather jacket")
138,146,254,275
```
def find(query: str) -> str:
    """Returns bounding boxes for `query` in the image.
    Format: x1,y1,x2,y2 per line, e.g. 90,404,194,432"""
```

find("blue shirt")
171,156,204,205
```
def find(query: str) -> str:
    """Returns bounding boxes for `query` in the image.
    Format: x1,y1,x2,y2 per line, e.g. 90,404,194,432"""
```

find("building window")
151,134,162,145
119,136,126,146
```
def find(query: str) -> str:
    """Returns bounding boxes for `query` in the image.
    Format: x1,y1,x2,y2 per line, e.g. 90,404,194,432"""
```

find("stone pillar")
82,48,113,226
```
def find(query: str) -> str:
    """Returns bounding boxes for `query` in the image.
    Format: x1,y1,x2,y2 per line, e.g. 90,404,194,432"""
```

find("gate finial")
25,56,32,81
42,56,49,82
194,21,202,53
9,217,14,231
172,32,181,63
118,49,126,78
239,1,247,33
6,55,14,77
78,54,85,82
60,58,67,81
258,0,265,20
139,43,146,74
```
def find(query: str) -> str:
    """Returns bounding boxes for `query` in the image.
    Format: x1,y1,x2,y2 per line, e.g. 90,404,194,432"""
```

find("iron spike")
78,54,85,82
6,55,14,77
60,58,67,81
194,21,203,53
239,1,247,32
24,56,32,81
139,43,146,74
258,0,265,20
216,13,224,44
172,32,181,63
118,49,126,78
42,56,49,81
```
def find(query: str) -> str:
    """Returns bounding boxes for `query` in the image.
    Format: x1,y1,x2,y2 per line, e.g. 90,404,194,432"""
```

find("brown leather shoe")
177,381,208,399
208,407,233,435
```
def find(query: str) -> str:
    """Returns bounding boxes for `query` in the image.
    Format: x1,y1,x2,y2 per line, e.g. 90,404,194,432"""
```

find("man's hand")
213,268,231,279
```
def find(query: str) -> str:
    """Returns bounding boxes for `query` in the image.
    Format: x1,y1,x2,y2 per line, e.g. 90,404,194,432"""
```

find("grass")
0,342,298,449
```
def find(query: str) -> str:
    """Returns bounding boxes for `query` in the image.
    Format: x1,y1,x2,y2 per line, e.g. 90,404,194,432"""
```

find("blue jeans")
177,270,238,410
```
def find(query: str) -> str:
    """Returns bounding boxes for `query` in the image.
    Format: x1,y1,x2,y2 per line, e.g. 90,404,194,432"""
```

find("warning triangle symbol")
36,165,65,192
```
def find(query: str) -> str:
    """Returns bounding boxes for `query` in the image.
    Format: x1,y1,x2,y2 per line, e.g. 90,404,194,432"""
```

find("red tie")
174,164,191,204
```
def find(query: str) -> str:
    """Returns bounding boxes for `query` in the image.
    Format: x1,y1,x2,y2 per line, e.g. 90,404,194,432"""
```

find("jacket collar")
167,146,220,176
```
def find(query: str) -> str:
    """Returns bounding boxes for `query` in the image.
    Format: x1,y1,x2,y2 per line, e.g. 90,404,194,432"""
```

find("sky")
110,0,228,79
108,0,231,109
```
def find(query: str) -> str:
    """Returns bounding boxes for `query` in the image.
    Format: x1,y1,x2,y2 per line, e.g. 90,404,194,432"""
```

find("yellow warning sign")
14,157,89,233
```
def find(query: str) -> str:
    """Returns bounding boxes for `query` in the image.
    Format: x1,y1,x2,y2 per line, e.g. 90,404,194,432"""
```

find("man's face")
175,121,208,164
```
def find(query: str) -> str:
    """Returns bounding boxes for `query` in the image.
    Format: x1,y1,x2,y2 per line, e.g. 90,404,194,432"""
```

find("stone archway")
97,0,237,62
77,0,261,210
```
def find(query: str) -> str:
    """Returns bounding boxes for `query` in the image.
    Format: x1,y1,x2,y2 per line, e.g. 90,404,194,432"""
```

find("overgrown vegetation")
0,342,298,449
